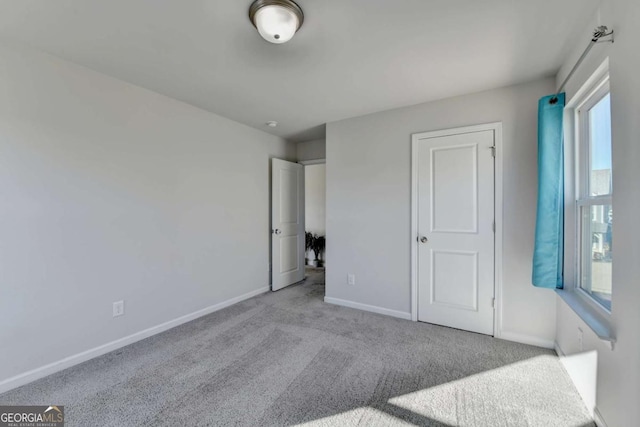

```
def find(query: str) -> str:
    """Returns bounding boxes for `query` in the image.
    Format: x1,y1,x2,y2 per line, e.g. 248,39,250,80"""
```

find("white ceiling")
0,0,598,142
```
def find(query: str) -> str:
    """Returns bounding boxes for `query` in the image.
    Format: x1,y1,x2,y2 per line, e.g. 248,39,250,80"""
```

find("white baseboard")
554,341,565,356
324,296,412,320
593,407,608,427
0,286,269,394
497,331,555,349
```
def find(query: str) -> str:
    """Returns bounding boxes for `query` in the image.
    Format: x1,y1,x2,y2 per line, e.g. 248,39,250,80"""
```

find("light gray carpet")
1,269,593,426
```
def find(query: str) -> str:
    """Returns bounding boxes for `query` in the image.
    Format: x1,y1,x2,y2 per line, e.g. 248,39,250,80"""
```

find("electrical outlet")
113,300,125,317
347,274,356,285
577,327,584,351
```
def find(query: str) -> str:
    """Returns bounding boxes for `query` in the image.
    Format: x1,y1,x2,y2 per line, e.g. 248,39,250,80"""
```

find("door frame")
410,122,504,338
299,159,326,166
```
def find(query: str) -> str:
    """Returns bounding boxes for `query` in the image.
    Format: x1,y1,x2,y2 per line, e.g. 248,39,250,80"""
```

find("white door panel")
431,250,478,311
272,159,305,291
431,144,478,233
416,130,495,335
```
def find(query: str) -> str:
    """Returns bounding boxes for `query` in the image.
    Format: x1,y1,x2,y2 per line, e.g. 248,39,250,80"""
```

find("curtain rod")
549,25,614,104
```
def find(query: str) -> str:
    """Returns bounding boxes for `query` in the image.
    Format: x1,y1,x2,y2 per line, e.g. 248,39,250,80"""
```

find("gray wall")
0,40,295,384
326,78,557,345
555,0,640,424
296,139,326,162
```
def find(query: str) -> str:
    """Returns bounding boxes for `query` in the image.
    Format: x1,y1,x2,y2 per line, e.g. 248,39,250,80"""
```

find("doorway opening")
270,157,326,293
303,161,326,286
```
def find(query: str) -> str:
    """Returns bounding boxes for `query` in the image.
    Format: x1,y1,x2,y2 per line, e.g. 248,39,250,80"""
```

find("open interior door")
271,159,305,291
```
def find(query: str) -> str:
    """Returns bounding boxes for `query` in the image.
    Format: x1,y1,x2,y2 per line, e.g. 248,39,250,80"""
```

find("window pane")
580,204,612,310
589,94,612,196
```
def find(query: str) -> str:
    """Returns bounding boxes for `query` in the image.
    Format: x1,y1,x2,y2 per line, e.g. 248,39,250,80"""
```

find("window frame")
569,70,613,316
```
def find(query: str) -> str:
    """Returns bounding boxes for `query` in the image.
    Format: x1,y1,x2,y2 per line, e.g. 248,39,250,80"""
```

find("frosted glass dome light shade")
255,6,298,44
249,0,304,44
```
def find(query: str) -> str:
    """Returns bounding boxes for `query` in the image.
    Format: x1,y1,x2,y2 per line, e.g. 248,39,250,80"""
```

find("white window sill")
556,289,616,347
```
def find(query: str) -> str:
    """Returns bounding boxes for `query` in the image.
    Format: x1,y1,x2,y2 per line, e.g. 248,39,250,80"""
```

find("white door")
271,159,305,291
415,129,495,335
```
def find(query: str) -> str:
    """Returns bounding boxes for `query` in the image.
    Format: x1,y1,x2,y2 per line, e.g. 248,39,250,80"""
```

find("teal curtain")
532,93,565,289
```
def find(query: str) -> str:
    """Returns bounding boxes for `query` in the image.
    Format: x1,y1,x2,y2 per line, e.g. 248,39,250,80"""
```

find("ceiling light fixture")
249,0,304,44
266,121,278,128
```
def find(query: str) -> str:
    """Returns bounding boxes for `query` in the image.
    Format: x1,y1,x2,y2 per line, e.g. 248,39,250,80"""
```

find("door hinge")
490,146,496,157
491,297,496,308
492,221,496,233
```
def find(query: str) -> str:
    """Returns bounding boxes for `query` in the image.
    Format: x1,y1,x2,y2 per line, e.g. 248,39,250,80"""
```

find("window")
576,80,612,311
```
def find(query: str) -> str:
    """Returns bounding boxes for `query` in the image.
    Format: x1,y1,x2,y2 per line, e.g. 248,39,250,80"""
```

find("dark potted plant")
311,234,325,268
305,232,314,265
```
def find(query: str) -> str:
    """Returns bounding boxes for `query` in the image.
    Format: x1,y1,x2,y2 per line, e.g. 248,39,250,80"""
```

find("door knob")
420,236,428,243
274,229,282,235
